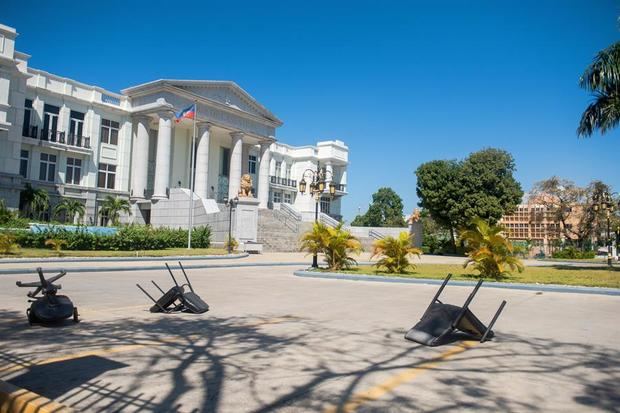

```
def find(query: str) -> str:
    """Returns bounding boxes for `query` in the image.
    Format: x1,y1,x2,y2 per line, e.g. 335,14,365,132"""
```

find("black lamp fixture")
298,162,337,268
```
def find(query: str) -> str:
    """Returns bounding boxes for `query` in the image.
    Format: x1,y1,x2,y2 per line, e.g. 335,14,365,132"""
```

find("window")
285,165,292,180
320,197,331,214
220,147,230,177
66,157,82,185
275,161,282,177
22,99,34,137
273,191,282,203
43,104,60,141
39,153,56,182
69,110,85,145
248,154,257,175
98,163,116,189
283,193,292,204
0,34,4,53
101,118,120,145
19,150,29,178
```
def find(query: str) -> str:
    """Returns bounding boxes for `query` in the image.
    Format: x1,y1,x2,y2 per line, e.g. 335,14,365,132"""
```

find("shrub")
552,247,596,259
10,225,212,251
372,232,422,273
45,238,67,256
225,236,239,252
0,233,19,254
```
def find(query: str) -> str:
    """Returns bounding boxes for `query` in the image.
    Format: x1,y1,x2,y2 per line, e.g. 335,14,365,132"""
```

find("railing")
270,176,297,188
22,125,38,139
319,212,340,228
272,203,301,232
35,129,91,149
369,229,386,240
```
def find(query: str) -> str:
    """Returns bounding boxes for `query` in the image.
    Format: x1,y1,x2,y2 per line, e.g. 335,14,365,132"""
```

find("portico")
122,80,279,220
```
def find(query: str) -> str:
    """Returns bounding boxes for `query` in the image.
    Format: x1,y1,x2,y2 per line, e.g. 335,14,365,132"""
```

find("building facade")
0,23,348,230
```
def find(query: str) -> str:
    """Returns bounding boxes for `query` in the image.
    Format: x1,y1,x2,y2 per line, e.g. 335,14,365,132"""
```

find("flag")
175,104,196,123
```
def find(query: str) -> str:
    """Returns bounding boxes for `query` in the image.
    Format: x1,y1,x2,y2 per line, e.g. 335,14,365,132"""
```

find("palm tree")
300,222,362,270
371,232,422,274
459,218,524,280
99,195,131,226
20,183,49,219
577,41,620,137
300,222,331,262
54,198,86,224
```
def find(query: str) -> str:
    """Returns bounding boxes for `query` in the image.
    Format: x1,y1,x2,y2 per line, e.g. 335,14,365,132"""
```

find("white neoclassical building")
0,23,348,242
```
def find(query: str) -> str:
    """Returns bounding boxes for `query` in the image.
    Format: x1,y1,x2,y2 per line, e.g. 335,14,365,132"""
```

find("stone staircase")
257,208,309,252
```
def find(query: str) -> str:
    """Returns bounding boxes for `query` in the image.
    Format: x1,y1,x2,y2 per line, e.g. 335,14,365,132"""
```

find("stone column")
325,162,333,185
258,142,271,208
130,115,150,199
228,132,244,200
194,123,211,199
152,112,173,199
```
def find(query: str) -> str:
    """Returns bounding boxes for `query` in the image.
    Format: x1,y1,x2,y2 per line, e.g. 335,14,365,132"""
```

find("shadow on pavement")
0,309,619,412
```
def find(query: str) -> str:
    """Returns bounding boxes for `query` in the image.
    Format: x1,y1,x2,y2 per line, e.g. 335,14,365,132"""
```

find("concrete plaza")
0,262,618,412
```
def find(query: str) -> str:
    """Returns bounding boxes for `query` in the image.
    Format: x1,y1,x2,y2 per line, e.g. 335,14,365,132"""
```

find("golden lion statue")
238,174,254,197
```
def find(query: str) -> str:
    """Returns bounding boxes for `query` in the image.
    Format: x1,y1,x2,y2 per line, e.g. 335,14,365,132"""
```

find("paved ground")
1,264,619,412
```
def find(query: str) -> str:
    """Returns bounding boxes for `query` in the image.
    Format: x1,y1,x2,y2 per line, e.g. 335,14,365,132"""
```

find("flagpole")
187,101,197,249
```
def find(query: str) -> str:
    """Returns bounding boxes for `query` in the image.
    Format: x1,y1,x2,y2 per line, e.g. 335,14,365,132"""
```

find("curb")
0,379,73,413
0,252,248,264
293,270,620,296
0,261,311,276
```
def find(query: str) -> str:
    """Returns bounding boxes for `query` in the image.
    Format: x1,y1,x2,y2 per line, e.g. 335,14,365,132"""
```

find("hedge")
7,225,212,251
551,247,596,260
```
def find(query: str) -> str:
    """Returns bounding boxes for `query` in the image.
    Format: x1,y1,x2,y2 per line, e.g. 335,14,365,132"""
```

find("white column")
130,115,150,199
228,131,243,200
325,162,333,184
194,123,211,199
258,142,271,208
152,112,173,199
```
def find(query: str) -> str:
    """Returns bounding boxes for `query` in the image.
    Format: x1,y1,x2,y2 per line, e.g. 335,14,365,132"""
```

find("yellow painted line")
324,341,478,413
0,379,73,413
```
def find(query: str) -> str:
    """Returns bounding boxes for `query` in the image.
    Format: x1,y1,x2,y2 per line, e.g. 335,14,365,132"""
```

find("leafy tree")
54,198,86,224
99,195,131,226
351,187,406,227
577,41,620,137
20,183,49,219
416,148,523,251
371,231,422,273
459,218,524,280
529,177,615,249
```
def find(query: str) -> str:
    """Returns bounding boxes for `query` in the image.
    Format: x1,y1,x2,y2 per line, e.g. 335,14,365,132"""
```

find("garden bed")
309,263,620,289
0,247,228,259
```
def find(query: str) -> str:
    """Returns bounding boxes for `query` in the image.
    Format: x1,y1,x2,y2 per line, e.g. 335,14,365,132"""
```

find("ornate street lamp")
224,196,239,254
593,191,619,267
298,162,336,268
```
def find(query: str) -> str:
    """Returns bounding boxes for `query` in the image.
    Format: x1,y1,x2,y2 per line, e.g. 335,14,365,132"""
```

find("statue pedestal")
234,197,260,243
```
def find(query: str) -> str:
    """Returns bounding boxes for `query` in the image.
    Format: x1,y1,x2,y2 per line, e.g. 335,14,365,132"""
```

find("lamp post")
225,196,239,254
298,162,336,268
593,191,619,267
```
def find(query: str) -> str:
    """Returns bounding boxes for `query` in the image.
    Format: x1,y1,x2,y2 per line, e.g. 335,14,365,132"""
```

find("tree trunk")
449,227,457,254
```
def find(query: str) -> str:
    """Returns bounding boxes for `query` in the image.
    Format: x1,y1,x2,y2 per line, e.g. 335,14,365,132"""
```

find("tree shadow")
0,309,618,412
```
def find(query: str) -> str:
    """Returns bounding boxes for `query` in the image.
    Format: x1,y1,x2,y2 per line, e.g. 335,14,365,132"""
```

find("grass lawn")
314,263,620,289
0,247,229,259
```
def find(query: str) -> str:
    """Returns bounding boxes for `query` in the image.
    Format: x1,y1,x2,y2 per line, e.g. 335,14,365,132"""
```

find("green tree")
99,195,131,226
54,198,86,224
20,183,49,219
351,187,406,227
459,218,524,280
577,41,620,137
416,148,523,251
371,231,422,273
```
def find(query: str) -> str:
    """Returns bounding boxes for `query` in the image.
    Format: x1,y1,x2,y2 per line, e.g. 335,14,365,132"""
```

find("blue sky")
3,0,619,221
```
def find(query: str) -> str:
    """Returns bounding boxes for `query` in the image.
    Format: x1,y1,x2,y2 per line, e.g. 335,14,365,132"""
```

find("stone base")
233,197,260,243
